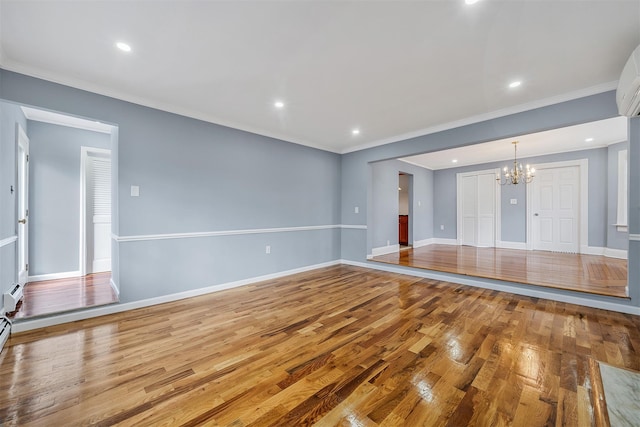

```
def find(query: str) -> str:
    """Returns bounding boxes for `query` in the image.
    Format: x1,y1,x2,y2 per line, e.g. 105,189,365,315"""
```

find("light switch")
354,206,359,214
510,198,517,205
131,185,140,197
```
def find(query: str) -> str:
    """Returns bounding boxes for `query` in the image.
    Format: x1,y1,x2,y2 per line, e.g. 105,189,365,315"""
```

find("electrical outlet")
510,198,517,205
440,225,444,230
418,201,421,207
354,206,359,214
387,240,390,246
265,245,271,254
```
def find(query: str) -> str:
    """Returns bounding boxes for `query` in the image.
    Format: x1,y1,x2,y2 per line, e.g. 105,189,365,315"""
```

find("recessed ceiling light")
465,0,480,4
509,81,522,89
352,129,360,135
116,42,131,52
452,159,458,163
585,137,594,142
274,101,285,109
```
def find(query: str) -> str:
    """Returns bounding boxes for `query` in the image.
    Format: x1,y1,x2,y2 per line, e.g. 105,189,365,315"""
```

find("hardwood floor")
9,272,118,320
372,245,628,298
2,265,639,426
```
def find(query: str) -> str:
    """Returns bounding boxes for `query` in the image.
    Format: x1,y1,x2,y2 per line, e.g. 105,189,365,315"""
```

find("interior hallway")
371,244,628,298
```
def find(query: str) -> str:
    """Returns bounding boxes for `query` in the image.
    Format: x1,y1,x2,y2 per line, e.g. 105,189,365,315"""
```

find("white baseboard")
603,248,628,259
27,271,81,283
370,244,400,257
581,246,628,259
12,260,341,333
413,238,434,248
109,278,120,297
341,259,640,316
496,241,527,250
432,238,458,245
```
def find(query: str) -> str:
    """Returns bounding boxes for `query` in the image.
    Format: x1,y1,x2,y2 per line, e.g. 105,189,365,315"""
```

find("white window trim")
615,149,628,232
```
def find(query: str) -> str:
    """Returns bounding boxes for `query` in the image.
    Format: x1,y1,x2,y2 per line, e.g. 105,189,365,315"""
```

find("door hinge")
26,154,29,162
26,209,29,217
26,263,29,272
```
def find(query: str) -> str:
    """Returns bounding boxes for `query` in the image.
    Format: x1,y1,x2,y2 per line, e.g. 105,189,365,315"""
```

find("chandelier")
496,141,535,185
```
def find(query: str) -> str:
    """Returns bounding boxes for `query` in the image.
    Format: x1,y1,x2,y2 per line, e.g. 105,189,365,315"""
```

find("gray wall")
0,69,341,304
432,147,608,246
369,159,433,251
27,121,111,275
0,102,27,295
607,141,629,250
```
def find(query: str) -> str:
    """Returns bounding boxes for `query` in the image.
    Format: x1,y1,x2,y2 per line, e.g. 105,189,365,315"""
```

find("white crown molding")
0,236,17,248
0,61,339,154
341,81,619,154
1,61,618,156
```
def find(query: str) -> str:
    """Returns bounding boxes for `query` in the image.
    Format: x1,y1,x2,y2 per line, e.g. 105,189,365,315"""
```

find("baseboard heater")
0,316,11,353
4,283,24,313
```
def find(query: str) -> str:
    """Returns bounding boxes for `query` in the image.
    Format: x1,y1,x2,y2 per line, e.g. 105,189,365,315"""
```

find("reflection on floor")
9,272,118,320
371,244,628,298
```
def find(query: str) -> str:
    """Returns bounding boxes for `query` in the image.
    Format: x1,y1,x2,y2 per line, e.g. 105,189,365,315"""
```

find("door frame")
526,159,588,252
16,124,30,286
79,146,112,276
456,168,501,247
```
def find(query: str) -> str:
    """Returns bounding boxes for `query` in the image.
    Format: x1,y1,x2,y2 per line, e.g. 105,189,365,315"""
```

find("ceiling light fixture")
452,159,458,163
585,137,594,142
274,101,285,109
465,0,480,4
509,80,522,89
116,42,132,52
352,129,360,135
496,141,535,185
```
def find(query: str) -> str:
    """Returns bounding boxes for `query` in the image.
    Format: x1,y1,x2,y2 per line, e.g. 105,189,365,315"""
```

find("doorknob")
18,219,26,224
534,213,539,216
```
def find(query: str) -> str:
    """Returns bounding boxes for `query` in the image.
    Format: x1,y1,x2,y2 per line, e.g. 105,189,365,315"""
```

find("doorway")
398,173,412,248
9,105,119,320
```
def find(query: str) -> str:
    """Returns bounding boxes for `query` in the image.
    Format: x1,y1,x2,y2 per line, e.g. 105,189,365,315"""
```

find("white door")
461,175,477,246
531,166,579,252
81,148,111,274
458,170,497,247
17,125,29,285
90,155,111,272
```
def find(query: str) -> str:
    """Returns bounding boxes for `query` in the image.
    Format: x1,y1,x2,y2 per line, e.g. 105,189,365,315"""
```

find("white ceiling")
1,1,639,154
400,116,628,170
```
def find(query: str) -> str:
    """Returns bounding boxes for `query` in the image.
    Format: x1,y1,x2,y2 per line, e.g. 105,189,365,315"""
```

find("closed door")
17,125,29,285
459,171,496,247
531,166,579,252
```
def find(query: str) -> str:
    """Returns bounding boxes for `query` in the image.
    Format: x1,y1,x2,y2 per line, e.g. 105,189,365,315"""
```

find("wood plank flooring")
2,265,640,426
9,272,118,320
372,245,628,298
